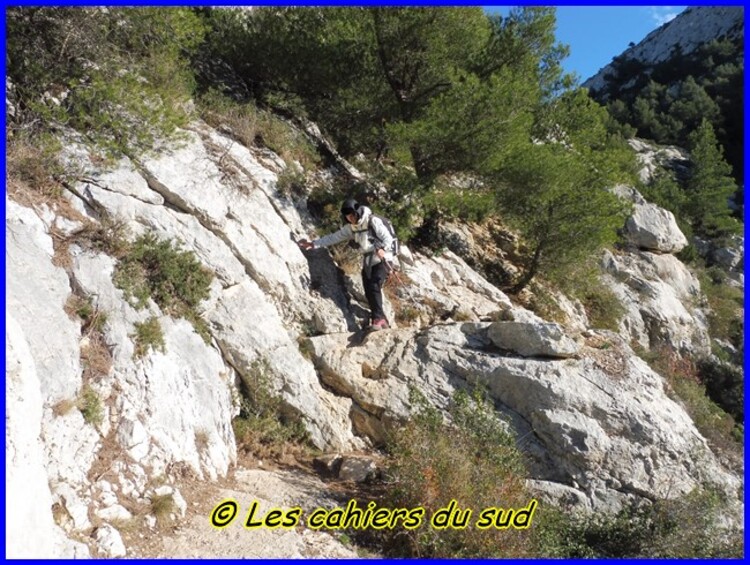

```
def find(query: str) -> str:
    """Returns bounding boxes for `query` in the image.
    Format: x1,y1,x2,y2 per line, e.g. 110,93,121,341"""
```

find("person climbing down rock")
298,198,397,331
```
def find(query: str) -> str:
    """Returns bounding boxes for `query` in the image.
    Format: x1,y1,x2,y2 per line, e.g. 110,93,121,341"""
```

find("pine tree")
497,143,629,292
495,90,635,292
685,119,741,239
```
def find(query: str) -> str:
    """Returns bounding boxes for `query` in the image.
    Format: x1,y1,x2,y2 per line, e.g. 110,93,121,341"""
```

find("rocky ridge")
583,6,743,94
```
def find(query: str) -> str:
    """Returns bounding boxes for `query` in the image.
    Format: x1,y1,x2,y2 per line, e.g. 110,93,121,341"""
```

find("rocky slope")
5,118,743,557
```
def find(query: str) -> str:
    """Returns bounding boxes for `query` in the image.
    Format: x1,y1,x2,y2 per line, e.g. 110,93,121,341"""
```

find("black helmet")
340,198,361,221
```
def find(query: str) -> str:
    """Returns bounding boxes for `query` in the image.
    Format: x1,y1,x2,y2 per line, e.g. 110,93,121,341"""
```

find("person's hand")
376,248,386,259
298,239,314,251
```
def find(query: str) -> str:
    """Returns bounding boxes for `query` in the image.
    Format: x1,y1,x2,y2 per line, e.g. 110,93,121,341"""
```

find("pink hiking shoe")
369,318,389,331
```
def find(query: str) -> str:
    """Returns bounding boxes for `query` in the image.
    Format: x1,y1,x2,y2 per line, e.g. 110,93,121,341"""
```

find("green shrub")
639,170,686,219
545,257,627,332
697,266,743,348
114,233,213,341
422,177,496,225
77,385,103,427
534,487,742,558
133,316,166,359
382,388,532,558
275,165,307,198
527,284,567,324
577,282,626,332
697,358,743,423
675,241,700,265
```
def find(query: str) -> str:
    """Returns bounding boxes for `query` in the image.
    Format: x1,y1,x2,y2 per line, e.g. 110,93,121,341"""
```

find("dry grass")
453,308,475,322
199,93,319,171
7,134,136,281
82,333,113,380
66,293,113,379
150,494,176,526
7,136,64,200
6,136,86,219
52,398,77,417
384,283,420,327
194,430,210,452
68,217,131,259
201,104,262,152
330,246,361,275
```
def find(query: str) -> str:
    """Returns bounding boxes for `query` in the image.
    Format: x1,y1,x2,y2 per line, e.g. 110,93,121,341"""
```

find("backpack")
368,214,400,267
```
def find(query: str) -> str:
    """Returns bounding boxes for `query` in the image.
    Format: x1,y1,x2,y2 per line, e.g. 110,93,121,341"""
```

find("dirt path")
122,466,361,558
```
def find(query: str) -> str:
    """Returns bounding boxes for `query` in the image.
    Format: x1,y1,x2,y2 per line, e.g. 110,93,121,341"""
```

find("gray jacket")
313,206,395,268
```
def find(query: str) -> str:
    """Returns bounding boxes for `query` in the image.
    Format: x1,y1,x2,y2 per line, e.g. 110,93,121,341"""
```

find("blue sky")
486,6,687,82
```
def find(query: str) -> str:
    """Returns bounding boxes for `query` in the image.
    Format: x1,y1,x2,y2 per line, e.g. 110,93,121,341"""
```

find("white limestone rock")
139,127,309,307
626,139,690,185
205,279,361,451
43,409,101,490
710,236,744,272
71,249,238,480
601,249,710,356
584,7,743,94
6,199,81,404
338,456,379,483
69,174,248,287
488,321,580,358
95,524,127,558
6,315,90,558
612,185,688,253
399,249,527,323
96,504,133,522
305,324,740,513
52,482,92,532
7,113,742,553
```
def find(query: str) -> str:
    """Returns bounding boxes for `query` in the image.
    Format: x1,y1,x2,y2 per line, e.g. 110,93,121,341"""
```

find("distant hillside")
584,7,744,186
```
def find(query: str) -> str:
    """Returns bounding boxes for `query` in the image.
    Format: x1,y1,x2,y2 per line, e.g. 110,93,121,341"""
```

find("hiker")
298,199,396,331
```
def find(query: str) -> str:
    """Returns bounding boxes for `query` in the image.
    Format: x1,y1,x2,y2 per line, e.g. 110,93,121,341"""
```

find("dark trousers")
362,261,387,322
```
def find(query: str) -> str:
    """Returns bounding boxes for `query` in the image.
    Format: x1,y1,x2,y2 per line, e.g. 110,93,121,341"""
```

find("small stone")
96,504,132,522
338,457,378,483
95,525,126,558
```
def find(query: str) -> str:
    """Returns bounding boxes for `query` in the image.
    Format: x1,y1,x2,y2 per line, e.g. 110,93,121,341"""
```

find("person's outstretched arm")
298,224,352,250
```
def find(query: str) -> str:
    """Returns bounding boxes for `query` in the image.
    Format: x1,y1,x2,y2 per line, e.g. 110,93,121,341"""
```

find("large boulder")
6,198,102,506
601,249,710,356
612,185,688,253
